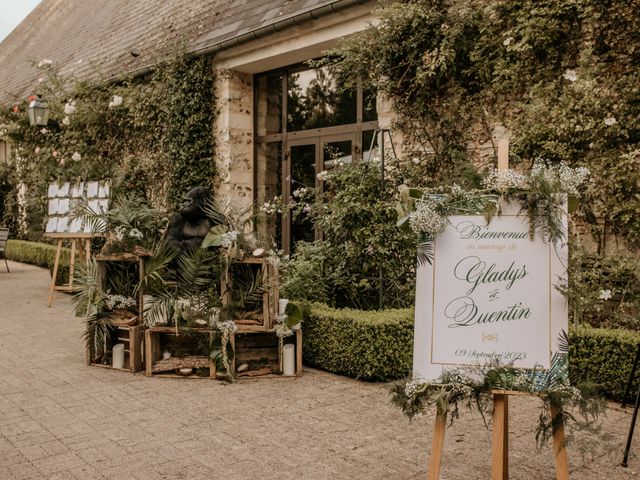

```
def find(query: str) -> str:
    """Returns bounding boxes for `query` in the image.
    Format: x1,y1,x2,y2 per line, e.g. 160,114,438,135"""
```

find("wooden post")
497,138,509,171
47,234,95,307
551,405,570,480
427,409,448,480
144,329,153,376
68,239,77,291
492,393,509,480
47,239,63,307
296,328,303,376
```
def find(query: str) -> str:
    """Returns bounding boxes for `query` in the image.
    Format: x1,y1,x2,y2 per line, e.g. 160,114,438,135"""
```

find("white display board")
413,202,568,381
44,180,110,235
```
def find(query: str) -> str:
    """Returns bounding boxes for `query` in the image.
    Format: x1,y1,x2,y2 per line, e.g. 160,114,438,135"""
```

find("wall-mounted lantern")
28,96,49,126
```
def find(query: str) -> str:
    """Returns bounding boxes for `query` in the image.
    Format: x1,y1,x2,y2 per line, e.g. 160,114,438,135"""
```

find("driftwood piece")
237,365,276,377
152,356,210,373
109,309,138,326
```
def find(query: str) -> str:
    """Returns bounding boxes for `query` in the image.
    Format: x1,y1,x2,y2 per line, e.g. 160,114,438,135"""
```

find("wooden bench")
0,227,9,273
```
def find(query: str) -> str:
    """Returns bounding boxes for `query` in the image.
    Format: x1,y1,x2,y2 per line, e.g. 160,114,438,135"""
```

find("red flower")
27,95,37,102
12,105,19,113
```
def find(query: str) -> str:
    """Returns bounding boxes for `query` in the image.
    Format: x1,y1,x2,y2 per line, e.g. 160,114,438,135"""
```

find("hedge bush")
5,239,70,283
302,303,414,381
304,304,640,397
569,326,640,401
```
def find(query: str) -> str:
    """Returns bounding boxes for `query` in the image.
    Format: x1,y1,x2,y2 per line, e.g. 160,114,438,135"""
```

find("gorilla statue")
164,187,216,250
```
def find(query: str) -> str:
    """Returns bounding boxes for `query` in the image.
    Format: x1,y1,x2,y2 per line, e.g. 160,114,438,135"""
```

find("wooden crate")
221,257,279,332
85,324,144,373
235,329,303,378
144,326,226,378
95,253,147,323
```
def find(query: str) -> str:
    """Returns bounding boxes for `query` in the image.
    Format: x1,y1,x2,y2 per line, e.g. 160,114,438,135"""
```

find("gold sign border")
429,215,553,369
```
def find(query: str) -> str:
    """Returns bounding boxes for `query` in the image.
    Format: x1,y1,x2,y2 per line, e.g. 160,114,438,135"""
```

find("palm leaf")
136,241,179,296
83,309,115,359
72,257,102,317
142,295,172,327
557,329,570,355
417,241,434,267
175,248,217,290
71,200,107,234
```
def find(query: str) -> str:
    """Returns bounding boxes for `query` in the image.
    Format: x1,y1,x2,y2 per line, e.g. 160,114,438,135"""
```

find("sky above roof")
0,0,42,42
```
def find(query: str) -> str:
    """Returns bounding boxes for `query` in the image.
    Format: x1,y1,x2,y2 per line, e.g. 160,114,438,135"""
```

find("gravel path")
0,260,639,479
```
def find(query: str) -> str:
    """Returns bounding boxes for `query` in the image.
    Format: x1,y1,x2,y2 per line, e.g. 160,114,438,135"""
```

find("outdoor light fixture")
28,95,49,126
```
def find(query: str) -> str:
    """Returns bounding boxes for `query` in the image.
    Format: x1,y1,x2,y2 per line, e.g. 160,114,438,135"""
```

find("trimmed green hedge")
302,303,414,381
5,239,70,283
304,304,640,397
569,326,640,401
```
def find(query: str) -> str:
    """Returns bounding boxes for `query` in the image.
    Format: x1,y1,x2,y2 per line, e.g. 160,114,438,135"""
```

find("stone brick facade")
213,69,254,213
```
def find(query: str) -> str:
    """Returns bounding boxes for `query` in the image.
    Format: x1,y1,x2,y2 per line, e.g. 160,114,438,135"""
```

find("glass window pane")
289,144,316,248
287,67,357,132
362,130,376,161
256,73,283,136
323,140,352,170
363,85,377,123
256,142,282,247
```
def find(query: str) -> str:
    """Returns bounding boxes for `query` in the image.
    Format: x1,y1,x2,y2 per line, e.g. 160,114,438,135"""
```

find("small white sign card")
48,198,59,215
413,202,568,381
98,182,110,198
56,216,69,233
45,217,58,233
57,198,70,215
47,183,58,197
71,182,85,198
69,217,84,233
56,182,70,198
86,181,99,198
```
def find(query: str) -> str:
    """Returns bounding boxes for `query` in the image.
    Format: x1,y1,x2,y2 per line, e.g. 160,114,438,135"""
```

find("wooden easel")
426,137,569,479
427,390,569,480
46,233,93,307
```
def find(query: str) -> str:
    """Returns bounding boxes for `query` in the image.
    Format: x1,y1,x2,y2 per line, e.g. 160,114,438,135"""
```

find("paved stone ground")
1,261,640,479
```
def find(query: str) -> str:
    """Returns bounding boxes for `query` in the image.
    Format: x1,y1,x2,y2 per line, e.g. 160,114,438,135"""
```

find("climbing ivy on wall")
0,53,216,239
324,0,640,253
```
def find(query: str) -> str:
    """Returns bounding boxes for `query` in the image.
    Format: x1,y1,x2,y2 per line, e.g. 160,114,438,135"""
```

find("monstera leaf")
284,302,303,328
201,224,228,249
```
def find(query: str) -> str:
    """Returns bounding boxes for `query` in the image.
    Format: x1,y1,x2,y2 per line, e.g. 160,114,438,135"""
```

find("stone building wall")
213,68,254,214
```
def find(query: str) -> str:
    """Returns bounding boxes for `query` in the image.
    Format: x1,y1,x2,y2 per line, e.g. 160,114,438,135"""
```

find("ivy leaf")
284,302,303,328
201,224,227,249
409,188,423,199
396,214,411,231
483,201,497,225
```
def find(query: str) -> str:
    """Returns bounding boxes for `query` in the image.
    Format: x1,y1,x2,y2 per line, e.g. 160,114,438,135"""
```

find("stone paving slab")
1,261,640,479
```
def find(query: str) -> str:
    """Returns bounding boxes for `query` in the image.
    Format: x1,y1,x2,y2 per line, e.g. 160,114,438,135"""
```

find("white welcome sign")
413,202,568,381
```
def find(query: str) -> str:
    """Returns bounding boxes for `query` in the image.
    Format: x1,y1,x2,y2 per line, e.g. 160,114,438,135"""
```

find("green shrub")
282,160,418,311
561,249,640,329
569,326,640,401
302,303,414,380
302,304,640,396
5,239,70,283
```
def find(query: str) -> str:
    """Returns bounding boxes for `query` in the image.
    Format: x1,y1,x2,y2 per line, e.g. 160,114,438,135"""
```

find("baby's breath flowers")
103,294,136,310
483,168,529,190
408,196,448,237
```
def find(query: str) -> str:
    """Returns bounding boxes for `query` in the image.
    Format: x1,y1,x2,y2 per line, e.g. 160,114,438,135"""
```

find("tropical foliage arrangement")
76,194,167,254
392,357,609,450
74,196,302,380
